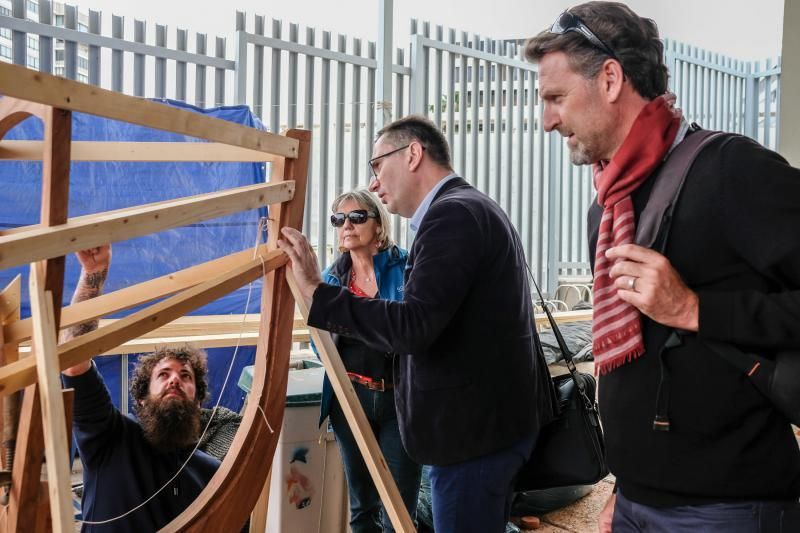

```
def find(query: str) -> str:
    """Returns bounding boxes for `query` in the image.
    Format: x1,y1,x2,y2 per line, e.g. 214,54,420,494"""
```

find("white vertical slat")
302,26,316,239
350,38,362,189
287,23,299,129
194,33,207,108
133,18,145,96
252,15,265,119
38,0,53,74
269,19,281,131
318,30,332,269
458,30,468,176
155,24,167,98
214,36,226,105
88,10,101,85
176,28,188,101
64,4,77,80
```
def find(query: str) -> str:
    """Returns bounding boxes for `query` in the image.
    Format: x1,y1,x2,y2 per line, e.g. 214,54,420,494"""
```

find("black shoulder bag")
651,127,800,427
514,273,608,491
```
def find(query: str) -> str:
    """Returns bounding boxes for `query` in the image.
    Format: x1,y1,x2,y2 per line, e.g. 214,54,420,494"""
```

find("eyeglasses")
549,10,619,63
368,144,411,181
330,209,377,228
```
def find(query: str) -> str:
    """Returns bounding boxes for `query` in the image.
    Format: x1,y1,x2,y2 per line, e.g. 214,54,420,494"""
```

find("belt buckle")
369,378,386,392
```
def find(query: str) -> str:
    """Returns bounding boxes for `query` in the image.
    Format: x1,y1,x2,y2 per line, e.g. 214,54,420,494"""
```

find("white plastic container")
256,361,347,533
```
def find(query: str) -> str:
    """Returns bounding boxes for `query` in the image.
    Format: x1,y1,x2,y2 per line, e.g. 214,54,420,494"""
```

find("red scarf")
592,96,681,374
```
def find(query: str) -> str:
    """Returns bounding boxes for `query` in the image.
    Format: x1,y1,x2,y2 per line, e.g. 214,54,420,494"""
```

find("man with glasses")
526,2,800,532
279,115,557,533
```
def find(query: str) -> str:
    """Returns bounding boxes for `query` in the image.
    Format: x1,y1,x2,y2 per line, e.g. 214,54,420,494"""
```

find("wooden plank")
0,276,21,322
0,62,299,158
10,307,588,357
534,309,593,329
0,97,47,141
168,129,311,531
248,469,271,533
7,104,74,533
286,272,415,532
17,329,309,357
6,387,45,532
29,264,74,532
99,313,304,339
0,181,295,270
0,276,21,477
39,106,72,326
0,140,280,163
0,251,289,397
5,246,275,345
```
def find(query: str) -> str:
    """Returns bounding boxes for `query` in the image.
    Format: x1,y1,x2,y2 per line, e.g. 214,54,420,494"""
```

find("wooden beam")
0,97,47,141
0,63,298,158
249,470,272,533
39,106,71,326
0,251,288,397
168,129,311,531
0,181,294,270
5,246,274,346
6,104,73,533
0,141,280,163
21,329,308,356
29,264,73,532
0,276,21,322
287,272,415,532
0,276,21,472
5,387,45,532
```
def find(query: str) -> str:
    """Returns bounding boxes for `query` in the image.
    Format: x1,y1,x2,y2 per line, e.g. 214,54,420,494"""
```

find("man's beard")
567,133,604,166
137,392,202,453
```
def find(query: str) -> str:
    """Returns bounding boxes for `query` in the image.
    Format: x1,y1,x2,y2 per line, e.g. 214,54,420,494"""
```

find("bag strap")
641,127,727,250
652,129,769,379
526,269,598,417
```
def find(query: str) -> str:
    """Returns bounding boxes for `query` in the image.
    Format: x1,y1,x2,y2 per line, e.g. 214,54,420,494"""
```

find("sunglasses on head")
549,10,620,63
330,209,377,228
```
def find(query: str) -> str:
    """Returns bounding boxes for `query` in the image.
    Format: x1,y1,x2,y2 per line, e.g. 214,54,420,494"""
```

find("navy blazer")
309,177,556,465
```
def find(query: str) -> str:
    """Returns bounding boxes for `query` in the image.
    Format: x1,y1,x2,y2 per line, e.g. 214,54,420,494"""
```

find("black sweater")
65,363,219,532
589,132,800,507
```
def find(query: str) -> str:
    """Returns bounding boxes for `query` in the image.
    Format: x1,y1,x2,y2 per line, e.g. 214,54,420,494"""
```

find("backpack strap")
636,126,728,432
637,128,728,251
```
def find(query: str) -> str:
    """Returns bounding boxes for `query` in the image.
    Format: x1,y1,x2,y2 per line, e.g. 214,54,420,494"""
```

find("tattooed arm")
61,245,111,377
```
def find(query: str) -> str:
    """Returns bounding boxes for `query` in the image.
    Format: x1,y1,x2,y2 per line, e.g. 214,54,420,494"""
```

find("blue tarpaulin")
0,99,270,414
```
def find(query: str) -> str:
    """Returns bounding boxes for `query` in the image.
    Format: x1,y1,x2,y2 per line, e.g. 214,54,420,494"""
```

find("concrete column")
779,0,800,165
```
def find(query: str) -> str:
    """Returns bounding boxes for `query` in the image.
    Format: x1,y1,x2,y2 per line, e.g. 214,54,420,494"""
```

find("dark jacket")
589,132,800,507
64,363,219,532
309,177,557,465
317,245,408,425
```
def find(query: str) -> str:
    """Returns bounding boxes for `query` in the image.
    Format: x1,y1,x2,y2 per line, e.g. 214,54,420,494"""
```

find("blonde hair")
331,189,394,252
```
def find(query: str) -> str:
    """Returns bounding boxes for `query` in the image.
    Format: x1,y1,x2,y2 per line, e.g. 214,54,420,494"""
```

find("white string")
77,216,273,526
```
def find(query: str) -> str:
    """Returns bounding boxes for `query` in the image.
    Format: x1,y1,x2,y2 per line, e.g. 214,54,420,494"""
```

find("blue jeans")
329,383,421,533
614,490,800,533
428,432,537,533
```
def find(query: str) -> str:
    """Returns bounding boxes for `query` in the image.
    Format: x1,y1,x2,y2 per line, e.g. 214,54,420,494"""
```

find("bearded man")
61,245,219,533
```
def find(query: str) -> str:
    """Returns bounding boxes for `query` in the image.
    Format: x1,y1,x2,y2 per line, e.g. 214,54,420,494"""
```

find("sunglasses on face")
330,209,378,228
549,10,620,63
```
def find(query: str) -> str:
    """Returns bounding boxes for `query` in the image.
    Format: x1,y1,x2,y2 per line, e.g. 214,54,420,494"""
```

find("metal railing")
0,0,782,293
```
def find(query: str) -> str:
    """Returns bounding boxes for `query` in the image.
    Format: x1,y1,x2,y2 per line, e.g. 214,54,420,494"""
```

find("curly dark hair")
376,115,452,169
130,345,209,408
524,2,668,99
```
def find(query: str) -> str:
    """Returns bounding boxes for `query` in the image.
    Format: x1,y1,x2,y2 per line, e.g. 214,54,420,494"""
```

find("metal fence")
0,0,783,293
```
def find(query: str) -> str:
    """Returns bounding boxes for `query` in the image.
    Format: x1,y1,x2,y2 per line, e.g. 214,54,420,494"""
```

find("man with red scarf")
526,2,800,532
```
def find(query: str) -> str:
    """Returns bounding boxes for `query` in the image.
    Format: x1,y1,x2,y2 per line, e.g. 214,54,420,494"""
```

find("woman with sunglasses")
317,189,421,532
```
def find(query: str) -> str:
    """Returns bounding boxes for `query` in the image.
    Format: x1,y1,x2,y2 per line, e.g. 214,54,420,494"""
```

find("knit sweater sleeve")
62,362,123,467
697,135,800,348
